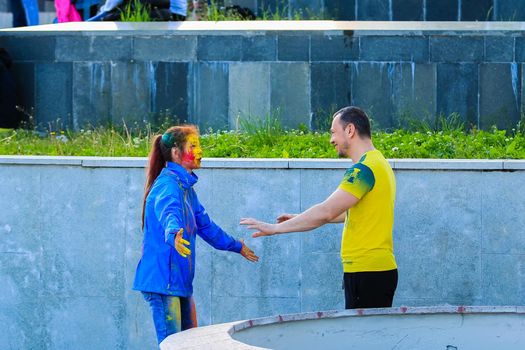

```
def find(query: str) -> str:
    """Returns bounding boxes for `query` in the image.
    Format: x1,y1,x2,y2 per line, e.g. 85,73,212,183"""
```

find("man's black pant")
344,269,398,309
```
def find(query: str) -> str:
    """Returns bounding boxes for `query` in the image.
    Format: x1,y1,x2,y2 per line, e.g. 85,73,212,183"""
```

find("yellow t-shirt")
338,149,397,273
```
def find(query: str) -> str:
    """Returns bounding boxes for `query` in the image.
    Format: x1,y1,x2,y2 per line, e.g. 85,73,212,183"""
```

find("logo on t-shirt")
348,167,361,184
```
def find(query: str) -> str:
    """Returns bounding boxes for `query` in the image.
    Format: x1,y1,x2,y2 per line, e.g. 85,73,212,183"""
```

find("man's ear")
346,123,355,138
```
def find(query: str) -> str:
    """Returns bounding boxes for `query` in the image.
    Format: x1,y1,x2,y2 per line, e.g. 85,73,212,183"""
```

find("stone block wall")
2,22,525,131
2,0,525,29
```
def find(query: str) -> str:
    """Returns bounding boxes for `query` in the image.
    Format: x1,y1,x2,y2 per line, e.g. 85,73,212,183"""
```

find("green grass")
207,0,329,21
1,124,524,159
120,0,152,22
115,0,330,22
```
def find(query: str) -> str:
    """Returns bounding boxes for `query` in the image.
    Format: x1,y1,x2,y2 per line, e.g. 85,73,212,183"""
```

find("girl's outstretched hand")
175,228,191,258
240,239,259,262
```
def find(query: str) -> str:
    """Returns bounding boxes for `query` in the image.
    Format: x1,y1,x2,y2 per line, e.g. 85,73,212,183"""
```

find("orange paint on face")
181,134,202,170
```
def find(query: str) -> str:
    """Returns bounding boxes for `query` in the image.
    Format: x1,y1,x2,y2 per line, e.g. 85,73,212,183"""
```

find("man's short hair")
334,106,371,138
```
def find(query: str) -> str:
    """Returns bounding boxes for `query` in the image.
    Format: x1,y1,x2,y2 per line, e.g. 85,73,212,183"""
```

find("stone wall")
240,0,525,21
2,21,525,131
2,0,525,26
1,156,524,349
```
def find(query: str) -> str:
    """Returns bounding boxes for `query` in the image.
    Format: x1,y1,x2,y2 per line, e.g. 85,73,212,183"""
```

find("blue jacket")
133,162,242,297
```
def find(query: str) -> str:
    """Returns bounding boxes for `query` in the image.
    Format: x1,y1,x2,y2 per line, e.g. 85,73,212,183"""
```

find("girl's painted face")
181,133,202,170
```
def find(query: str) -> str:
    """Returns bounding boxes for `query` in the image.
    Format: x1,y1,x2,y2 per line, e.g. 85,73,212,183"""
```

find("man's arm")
277,211,346,224
329,211,347,223
240,189,358,237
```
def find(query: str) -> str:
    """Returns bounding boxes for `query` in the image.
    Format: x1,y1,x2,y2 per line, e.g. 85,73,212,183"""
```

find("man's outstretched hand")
240,218,278,238
240,239,259,262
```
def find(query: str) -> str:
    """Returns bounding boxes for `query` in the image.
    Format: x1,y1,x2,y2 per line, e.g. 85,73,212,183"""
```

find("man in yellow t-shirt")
240,106,398,309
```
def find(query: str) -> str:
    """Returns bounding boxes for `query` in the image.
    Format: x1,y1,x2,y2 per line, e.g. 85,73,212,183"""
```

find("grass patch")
120,0,152,22
207,0,329,21
1,122,524,159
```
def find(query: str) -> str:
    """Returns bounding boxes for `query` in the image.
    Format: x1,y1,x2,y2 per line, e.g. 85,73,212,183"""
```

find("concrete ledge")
287,159,353,169
200,158,289,169
1,156,524,170
81,157,147,168
4,21,525,35
393,159,506,170
0,155,83,165
160,306,525,350
503,160,525,170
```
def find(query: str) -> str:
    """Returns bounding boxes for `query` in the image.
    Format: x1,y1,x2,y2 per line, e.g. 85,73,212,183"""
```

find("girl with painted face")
133,125,258,346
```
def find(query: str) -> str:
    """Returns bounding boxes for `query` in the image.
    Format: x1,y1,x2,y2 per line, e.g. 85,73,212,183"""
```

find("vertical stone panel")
479,63,521,130
270,62,310,128
392,0,423,20
436,63,479,126
35,62,72,129
11,62,35,120
513,37,525,62
110,61,152,126
72,62,112,129
324,0,356,20
151,62,189,123
351,62,394,129
496,0,525,21
189,62,230,131
392,63,437,127
426,0,459,21
522,63,525,116
229,62,271,128
461,0,493,21
356,0,391,20
310,62,351,130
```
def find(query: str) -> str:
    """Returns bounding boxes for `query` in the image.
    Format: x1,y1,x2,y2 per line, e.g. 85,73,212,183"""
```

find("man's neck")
349,139,375,164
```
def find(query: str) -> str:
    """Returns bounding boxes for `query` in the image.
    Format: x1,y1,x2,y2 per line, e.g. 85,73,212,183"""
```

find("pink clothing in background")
55,0,82,22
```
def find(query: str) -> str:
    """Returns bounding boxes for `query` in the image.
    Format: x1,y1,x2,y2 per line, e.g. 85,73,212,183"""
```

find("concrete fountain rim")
160,305,525,350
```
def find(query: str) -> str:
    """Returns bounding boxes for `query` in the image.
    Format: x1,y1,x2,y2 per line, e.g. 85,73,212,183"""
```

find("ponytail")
141,125,199,229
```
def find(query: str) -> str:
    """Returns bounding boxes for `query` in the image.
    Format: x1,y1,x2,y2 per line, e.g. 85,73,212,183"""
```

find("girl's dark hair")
334,106,371,139
141,125,199,229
